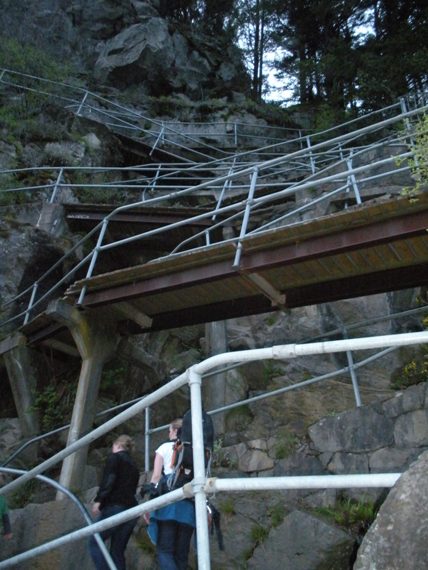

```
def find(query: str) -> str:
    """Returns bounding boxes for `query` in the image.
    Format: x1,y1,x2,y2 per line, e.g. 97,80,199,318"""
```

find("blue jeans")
157,520,194,570
89,504,137,570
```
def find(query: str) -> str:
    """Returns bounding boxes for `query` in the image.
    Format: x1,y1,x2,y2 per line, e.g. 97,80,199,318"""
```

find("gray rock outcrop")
0,0,248,98
249,510,354,570
354,450,428,570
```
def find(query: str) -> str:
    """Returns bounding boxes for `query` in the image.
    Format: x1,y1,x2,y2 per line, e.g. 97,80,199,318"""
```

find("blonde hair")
170,418,183,431
114,434,134,452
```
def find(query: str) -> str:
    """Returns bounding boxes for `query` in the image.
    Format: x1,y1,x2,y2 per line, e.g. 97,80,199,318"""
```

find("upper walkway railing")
1,67,425,165
0,68,306,161
1,96,426,332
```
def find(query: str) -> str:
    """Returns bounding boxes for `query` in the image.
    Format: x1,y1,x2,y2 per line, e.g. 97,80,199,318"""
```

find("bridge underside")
43,192,427,336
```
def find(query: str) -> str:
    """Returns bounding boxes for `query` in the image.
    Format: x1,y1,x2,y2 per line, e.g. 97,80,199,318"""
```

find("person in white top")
147,418,196,570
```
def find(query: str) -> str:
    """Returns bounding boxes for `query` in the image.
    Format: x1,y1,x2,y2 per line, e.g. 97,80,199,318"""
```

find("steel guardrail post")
23,283,39,325
76,91,89,116
144,407,151,473
232,166,258,268
77,218,109,305
49,167,64,204
188,367,211,570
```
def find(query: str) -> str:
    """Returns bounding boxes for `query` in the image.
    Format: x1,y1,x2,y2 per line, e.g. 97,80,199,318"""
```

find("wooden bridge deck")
60,191,428,333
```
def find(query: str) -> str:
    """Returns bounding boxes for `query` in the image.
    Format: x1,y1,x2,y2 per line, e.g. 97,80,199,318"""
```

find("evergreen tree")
357,0,428,108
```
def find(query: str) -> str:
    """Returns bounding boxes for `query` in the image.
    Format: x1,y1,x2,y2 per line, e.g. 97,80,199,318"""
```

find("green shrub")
33,383,76,431
408,114,428,193
391,348,428,390
219,497,236,515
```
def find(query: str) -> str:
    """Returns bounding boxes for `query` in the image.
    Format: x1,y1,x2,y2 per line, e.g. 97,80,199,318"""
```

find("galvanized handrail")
0,112,424,328
3,303,427,472
0,80,426,328
1,330,428,569
0,467,117,569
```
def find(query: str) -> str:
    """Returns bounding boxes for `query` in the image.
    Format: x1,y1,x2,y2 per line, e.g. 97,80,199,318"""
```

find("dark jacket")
95,450,139,510
0,496,11,535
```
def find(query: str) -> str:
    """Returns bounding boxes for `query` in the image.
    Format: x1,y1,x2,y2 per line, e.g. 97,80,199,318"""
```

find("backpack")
167,408,214,491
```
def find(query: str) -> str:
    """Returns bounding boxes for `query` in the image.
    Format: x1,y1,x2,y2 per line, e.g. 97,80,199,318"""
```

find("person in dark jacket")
89,434,140,570
0,475,12,541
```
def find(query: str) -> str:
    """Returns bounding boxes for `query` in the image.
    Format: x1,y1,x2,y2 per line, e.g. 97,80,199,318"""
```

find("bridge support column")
204,320,228,435
2,333,40,442
46,300,118,497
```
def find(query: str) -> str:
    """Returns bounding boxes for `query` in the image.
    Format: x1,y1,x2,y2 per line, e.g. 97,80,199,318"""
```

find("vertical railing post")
346,154,362,205
234,123,238,147
346,349,362,407
77,218,109,305
76,90,89,116
149,126,165,157
145,407,151,472
143,164,161,201
232,166,258,268
23,283,39,325
306,136,316,174
340,325,362,407
49,167,64,204
188,367,211,570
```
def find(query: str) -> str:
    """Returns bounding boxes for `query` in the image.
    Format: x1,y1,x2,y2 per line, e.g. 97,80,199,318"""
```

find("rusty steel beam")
239,209,428,272
145,262,428,331
78,209,428,308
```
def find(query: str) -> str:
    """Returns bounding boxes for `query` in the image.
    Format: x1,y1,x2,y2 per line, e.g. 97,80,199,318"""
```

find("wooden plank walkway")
62,191,428,333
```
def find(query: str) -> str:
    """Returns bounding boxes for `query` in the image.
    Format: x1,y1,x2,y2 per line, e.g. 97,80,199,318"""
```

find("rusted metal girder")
71,206,428,310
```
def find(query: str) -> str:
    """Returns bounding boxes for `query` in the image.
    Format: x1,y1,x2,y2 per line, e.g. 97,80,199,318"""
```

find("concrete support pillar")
46,300,118,496
204,320,228,435
3,333,40,440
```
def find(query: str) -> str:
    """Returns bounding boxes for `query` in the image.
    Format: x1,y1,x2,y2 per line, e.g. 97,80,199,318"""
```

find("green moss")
262,361,283,384
274,428,298,460
225,405,254,432
0,37,74,80
135,527,156,555
9,479,39,509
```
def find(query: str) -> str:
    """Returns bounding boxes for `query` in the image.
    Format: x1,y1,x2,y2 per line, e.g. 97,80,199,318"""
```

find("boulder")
248,509,355,570
309,407,394,453
354,450,428,570
94,19,213,96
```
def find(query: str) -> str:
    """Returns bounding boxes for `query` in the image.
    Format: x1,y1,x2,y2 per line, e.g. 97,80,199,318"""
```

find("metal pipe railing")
0,467,116,570
0,80,426,328
2,330,428,568
2,330,427,498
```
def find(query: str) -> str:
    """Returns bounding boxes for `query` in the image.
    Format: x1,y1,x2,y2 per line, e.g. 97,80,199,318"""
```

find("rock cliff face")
0,0,249,98
1,3,428,569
